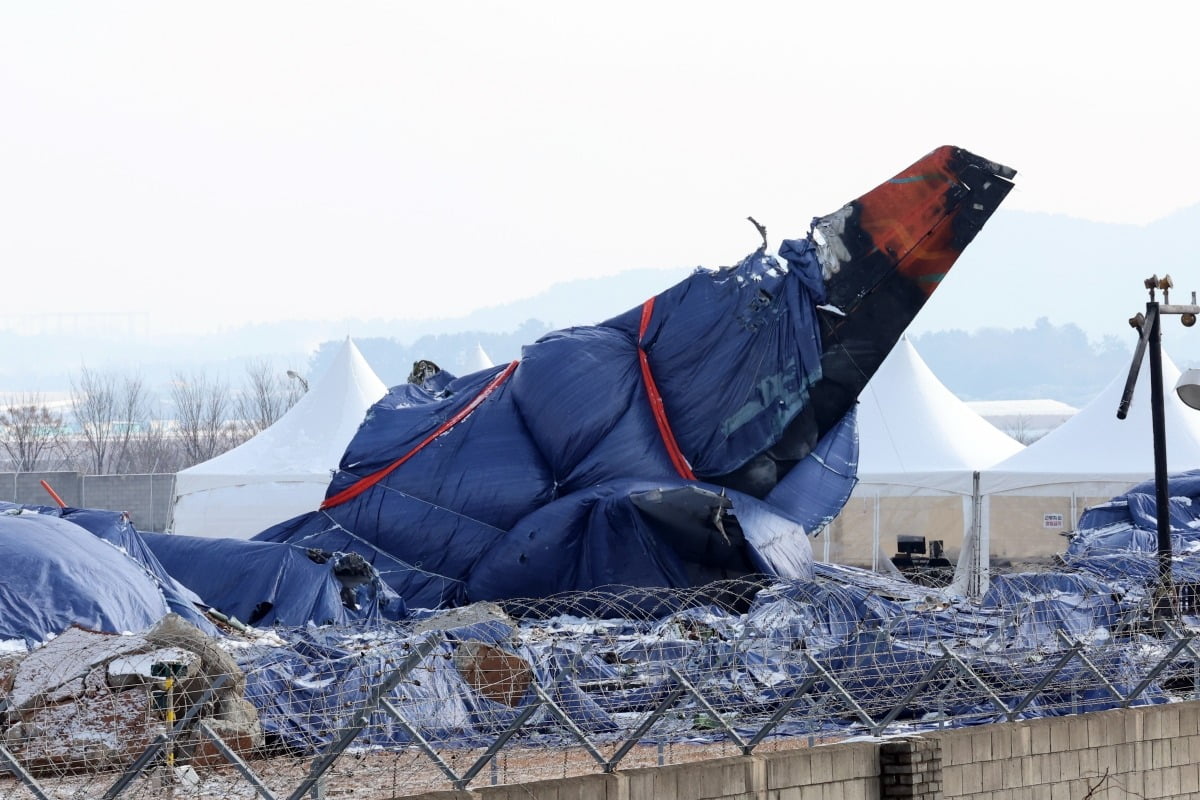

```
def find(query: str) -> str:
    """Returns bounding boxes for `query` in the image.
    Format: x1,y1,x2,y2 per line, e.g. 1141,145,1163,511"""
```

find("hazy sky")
3,3,1198,335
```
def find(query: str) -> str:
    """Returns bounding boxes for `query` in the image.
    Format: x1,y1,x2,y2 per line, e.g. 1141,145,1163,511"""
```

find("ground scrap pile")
230,564,1180,757
3,496,1200,793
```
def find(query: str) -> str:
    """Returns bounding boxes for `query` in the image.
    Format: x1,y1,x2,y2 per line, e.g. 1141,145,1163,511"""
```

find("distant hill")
910,205,1200,361
0,267,690,393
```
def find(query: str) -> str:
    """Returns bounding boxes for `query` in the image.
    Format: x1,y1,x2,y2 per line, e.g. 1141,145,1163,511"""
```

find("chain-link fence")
2,566,1196,799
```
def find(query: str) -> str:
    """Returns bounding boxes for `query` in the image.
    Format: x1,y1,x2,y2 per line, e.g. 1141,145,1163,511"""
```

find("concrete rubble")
0,614,263,775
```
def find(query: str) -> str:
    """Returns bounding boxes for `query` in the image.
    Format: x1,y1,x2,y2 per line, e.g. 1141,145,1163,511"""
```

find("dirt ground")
1,734,839,799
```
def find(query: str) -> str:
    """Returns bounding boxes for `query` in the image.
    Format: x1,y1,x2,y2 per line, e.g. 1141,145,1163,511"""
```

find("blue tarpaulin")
1065,469,1200,587
232,560,1166,754
247,146,1019,611
255,243,859,610
142,532,407,627
0,503,405,643
0,505,192,646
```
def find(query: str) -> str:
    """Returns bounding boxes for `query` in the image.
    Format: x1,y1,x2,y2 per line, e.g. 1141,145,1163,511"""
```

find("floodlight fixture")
286,370,309,393
1176,368,1200,411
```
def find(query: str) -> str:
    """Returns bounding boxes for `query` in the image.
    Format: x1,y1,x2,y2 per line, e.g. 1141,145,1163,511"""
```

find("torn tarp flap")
777,237,829,300
760,407,859,547
142,532,407,627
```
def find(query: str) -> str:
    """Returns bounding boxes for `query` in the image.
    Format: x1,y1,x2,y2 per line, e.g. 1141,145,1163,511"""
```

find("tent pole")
872,493,880,573
971,471,988,600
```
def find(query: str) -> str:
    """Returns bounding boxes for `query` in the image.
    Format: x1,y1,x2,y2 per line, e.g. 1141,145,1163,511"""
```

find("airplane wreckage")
3,145,1017,643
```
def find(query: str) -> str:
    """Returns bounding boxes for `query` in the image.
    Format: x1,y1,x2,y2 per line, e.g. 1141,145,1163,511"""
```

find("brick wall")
410,746,882,800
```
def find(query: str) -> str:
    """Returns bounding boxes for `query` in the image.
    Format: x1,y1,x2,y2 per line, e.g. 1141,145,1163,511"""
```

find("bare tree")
0,394,70,471
1004,414,1046,446
235,359,305,436
70,367,151,475
124,405,187,475
171,370,240,467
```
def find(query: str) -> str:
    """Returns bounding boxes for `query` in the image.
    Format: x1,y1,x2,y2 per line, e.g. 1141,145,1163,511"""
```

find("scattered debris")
0,616,262,775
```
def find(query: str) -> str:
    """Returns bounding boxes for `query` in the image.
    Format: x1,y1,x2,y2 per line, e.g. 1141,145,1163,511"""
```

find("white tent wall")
821,338,1023,568
170,338,387,539
978,347,1200,564
170,479,329,540
821,474,976,569
981,481,1129,562
823,486,971,569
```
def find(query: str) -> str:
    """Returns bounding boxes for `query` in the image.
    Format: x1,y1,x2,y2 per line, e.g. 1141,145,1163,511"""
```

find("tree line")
1,317,1138,475
912,318,1135,407
0,360,304,475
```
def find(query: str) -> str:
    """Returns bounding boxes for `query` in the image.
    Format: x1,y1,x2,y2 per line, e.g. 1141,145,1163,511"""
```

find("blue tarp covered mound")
142,532,407,627
44,506,216,633
1065,470,1200,587
0,506,183,646
256,243,859,609
0,500,405,646
249,147,1021,610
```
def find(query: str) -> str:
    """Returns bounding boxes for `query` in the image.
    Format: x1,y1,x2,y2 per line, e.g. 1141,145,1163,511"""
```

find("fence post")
101,674,232,800
0,743,53,800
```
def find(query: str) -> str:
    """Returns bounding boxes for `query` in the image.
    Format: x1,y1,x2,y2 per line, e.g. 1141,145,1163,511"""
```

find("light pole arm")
1117,305,1156,421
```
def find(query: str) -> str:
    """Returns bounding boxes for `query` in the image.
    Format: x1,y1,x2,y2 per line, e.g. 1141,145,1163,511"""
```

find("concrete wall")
0,471,174,532
410,701,1200,800
415,743,881,800
81,473,175,532
0,470,83,508
927,702,1200,800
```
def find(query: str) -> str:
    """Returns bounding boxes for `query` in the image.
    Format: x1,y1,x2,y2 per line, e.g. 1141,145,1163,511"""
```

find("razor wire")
3,568,1200,800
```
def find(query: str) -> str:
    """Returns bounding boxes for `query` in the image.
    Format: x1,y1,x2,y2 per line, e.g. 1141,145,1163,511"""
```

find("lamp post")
1118,275,1200,620
286,369,309,393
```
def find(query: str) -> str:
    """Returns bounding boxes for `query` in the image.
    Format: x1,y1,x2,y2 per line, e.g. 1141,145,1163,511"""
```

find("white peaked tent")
979,347,1200,561
170,338,388,539
822,337,1024,567
463,343,494,373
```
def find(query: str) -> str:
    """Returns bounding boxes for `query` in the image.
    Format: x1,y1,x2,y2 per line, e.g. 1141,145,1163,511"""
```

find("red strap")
320,360,520,510
638,298,696,480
